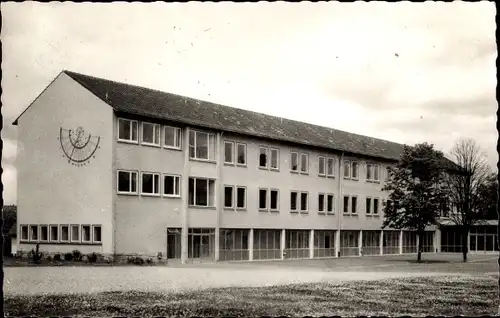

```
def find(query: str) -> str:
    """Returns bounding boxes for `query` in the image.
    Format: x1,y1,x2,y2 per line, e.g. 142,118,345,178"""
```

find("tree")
2,205,17,236
443,139,492,262
382,143,449,262
476,172,498,220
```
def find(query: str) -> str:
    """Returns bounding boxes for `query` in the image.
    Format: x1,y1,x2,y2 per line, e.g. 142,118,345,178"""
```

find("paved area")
4,253,497,296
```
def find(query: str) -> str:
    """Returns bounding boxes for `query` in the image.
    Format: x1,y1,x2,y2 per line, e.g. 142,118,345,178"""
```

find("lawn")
5,274,497,317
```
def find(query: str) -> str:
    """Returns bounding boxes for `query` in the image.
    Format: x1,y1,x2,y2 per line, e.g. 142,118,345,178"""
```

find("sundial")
57,126,100,167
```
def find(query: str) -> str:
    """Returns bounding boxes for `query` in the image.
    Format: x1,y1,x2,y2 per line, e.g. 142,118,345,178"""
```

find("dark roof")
62,70,408,161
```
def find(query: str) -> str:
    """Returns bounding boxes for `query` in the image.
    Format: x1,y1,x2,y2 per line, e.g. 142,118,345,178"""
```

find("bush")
53,253,62,261
146,257,154,265
47,255,53,262
87,253,98,263
64,252,73,261
72,250,82,261
30,243,43,264
127,256,145,265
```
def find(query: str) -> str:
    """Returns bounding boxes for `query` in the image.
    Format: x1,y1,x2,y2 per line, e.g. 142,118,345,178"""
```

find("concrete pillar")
280,229,286,260
416,234,420,253
434,228,441,253
214,132,222,262
249,229,254,261
466,230,470,254
309,229,315,259
358,230,363,256
181,127,190,264
335,230,341,257
380,230,384,255
399,230,403,254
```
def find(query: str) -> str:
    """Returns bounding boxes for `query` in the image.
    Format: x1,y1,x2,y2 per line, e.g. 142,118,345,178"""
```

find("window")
367,164,380,182
343,196,350,214
237,143,247,165
290,152,299,171
224,141,234,164
188,178,215,207
30,225,38,241
351,162,359,179
141,122,160,146
20,225,29,241
224,185,234,208
40,225,48,242
318,193,325,212
300,153,309,173
141,172,160,195
164,126,181,149
50,225,59,242
300,192,308,212
351,196,358,214
270,189,279,211
189,130,216,160
373,198,379,215
343,161,350,178
259,189,268,210
366,197,372,214
236,187,246,209
290,191,298,212
327,158,335,177
270,148,279,170
318,156,326,176
259,147,268,168
93,225,102,243
71,225,80,242
118,118,138,142
163,174,180,197
343,160,359,180
327,194,334,213
82,225,91,243
386,167,392,181
117,170,138,194
60,225,70,242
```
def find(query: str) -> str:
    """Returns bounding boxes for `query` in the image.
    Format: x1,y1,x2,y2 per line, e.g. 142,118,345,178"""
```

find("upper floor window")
224,141,235,164
189,130,216,161
117,170,138,194
290,191,308,213
300,153,309,173
366,163,380,182
290,152,308,173
343,195,358,214
225,185,247,209
366,197,372,214
237,143,247,166
386,167,392,181
118,118,138,143
270,148,279,170
290,152,299,172
318,157,326,176
163,174,181,197
319,156,336,177
141,172,160,196
164,126,181,149
259,147,279,170
141,122,161,146
343,160,359,180
188,177,215,207
373,198,379,215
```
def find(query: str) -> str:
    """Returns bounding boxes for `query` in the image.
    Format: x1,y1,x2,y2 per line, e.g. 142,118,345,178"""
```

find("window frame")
290,191,299,213
258,188,269,211
270,188,280,212
188,177,216,208
351,161,359,180
300,191,309,213
29,225,39,242
236,186,247,209
318,156,326,176
117,170,139,195
60,224,70,243
49,224,59,243
162,174,181,197
259,146,269,169
300,153,309,174
117,118,139,143
140,172,161,196
366,163,380,182
39,224,49,242
373,197,380,215
141,121,161,147
326,193,335,214
164,125,182,150
81,224,92,243
224,185,235,209
290,152,299,172
351,195,358,214
270,148,280,171
70,224,80,243
366,197,372,215
92,225,102,244
236,143,247,166
318,193,326,213
343,195,350,214
326,157,335,177
20,224,29,242
189,129,216,161
224,141,235,165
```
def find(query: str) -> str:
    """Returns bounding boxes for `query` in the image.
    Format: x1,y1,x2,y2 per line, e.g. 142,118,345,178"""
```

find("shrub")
146,257,154,265
72,250,82,261
88,253,98,263
127,256,145,265
53,253,62,261
64,252,73,261
47,255,53,262
30,243,43,264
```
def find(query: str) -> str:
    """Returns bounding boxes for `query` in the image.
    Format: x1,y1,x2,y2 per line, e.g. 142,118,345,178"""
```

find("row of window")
20,224,102,244
117,170,383,214
117,118,386,182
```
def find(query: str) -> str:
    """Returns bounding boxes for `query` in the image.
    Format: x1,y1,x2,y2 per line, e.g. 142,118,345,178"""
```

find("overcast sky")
1,2,497,205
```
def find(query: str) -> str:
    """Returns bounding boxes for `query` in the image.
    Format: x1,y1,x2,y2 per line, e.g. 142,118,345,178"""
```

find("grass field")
5,274,497,317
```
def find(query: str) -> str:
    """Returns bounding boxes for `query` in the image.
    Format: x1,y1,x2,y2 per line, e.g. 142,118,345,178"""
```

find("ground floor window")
440,226,464,253
421,231,434,252
340,230,359,256
314,230,336,258
362,230,380,255
383,231,400,255
253,229,281,260
188,228,215,259
219,229,249,261
285,230,310,259
402,231,417,253
166,228,182,259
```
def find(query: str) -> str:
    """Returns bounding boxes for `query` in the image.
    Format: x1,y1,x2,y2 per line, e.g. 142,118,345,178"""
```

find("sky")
1,1,497,205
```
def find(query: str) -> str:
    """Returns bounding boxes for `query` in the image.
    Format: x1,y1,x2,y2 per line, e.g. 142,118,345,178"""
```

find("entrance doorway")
188,228,215,261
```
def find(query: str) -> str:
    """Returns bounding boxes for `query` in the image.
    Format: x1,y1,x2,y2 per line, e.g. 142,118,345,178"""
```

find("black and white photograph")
1,1,498,316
